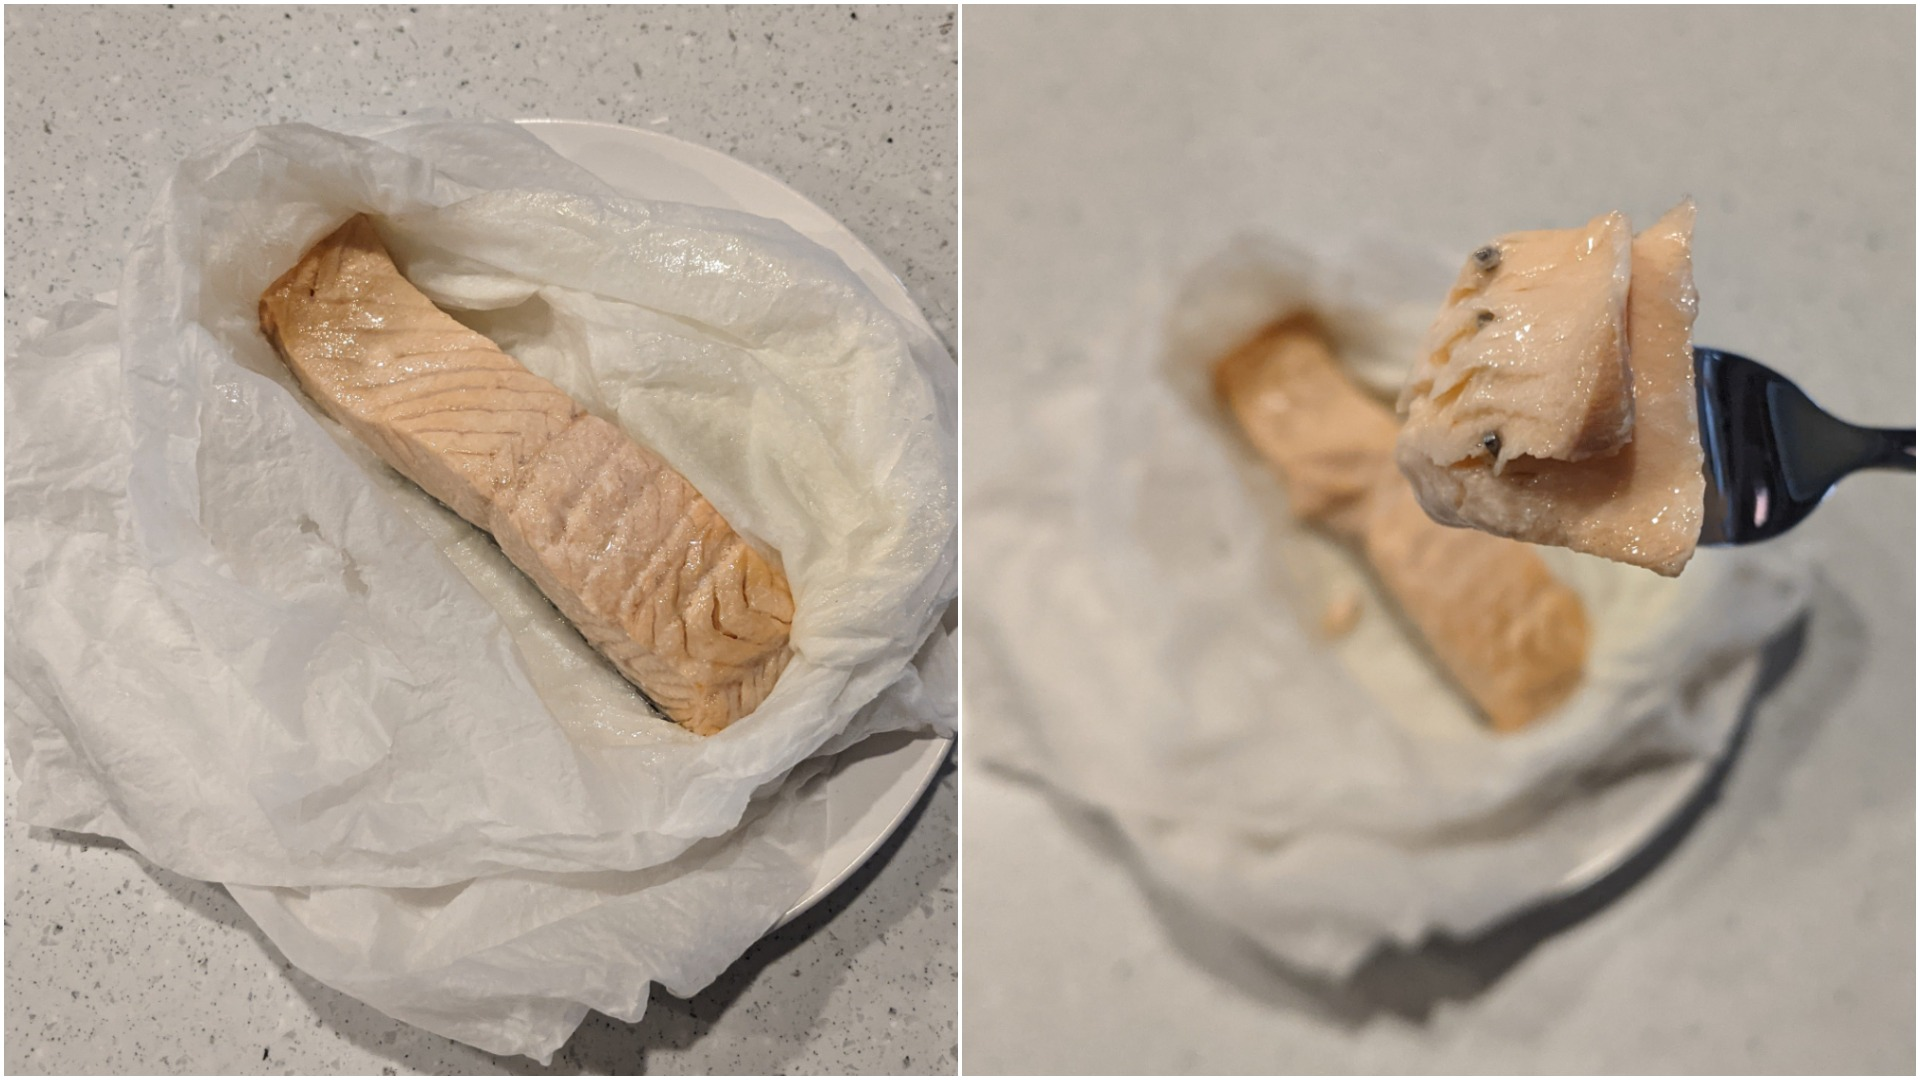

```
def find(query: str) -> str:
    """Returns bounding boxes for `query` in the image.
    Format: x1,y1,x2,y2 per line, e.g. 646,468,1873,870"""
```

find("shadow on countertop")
1011,572,1857,1030
35,742,955,1076
505,750,957,1076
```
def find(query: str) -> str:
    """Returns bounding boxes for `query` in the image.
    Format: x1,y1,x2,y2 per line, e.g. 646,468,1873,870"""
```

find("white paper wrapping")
6,117,955,1061
965,234,1811,979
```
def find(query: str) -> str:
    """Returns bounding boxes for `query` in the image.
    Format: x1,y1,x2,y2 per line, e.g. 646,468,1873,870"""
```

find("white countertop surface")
962,6,1914,1074
4,5,955,1074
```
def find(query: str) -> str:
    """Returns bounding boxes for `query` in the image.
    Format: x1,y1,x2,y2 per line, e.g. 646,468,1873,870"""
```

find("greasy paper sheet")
6,117,955,1060
965,235,1809,978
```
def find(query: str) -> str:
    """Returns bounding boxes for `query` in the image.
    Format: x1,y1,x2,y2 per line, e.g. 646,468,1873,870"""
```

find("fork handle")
1856,425,1916,473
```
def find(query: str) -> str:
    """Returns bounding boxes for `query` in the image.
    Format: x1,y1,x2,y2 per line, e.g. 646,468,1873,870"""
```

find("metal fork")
1695,347,1914,545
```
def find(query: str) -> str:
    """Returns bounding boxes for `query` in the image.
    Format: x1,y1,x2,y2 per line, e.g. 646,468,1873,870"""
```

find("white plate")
516,118,953,926
1553,753,1714,896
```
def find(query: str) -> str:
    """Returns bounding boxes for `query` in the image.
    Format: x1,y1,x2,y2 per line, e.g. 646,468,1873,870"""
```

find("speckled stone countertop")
962,6,1914,1075
4,5,955,1074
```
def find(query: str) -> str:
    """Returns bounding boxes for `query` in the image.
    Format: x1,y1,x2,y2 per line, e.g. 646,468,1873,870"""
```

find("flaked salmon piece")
1398,211,1635,471
1319,588,1362,639
259,215,794,735
1215,322,1589,732
1395,202,1706,577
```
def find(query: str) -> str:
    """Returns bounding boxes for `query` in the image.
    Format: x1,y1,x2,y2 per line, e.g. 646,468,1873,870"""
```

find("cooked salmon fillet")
1359,478,1590,731
259,215,794,735
1212,315,1401,540
1398,211,1635,471
1395,202,1706,577
1216,320,1589,731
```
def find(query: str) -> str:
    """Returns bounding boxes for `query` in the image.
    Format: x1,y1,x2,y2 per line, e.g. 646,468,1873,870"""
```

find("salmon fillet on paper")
259,215,794,735
1215,320,1588,732
1395,203,1706,577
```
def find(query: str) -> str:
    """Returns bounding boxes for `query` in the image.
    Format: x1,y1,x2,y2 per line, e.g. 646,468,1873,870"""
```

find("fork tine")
1693,347,1769,545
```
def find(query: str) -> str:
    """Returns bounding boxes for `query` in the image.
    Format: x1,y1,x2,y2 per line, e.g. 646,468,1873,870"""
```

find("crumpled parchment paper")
5,116,955,1061
965,234,1810,979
